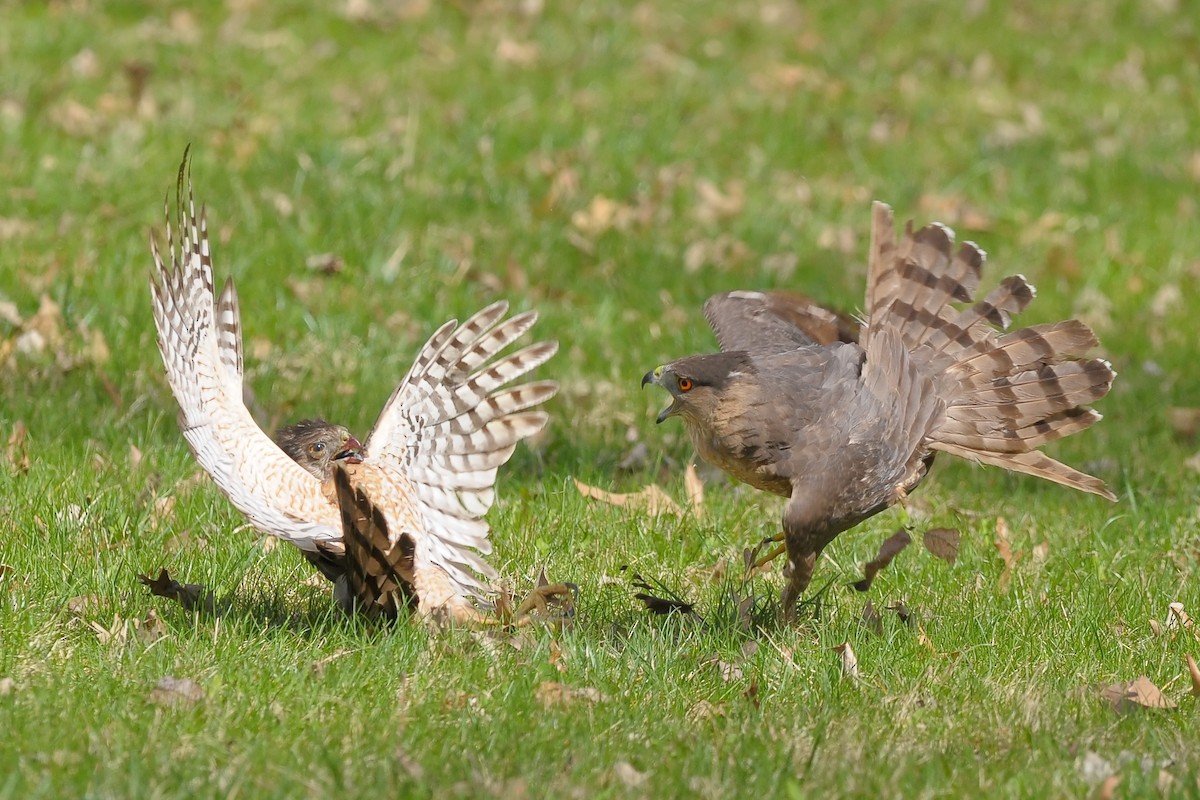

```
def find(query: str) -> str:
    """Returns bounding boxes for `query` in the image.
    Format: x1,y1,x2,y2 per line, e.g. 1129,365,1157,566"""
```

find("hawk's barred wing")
364,302,558,599
704,290,860,354
149,157,344,550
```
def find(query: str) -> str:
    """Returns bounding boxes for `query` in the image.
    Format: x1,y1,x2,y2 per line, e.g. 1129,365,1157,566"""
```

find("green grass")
2,0,1199,796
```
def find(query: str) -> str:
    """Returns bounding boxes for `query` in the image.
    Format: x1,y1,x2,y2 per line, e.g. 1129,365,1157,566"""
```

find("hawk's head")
641,352,752,426
275,418,364,480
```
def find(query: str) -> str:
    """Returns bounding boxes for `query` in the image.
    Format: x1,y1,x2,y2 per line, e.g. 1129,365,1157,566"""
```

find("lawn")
1,1,1198,797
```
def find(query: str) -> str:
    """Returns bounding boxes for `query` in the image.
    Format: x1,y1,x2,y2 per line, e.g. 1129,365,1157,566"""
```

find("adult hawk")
644,202,1115,619
150,154,557,622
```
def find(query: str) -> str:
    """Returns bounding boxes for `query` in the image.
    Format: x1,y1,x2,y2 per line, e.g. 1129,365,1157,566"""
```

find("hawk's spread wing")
363,303,558,599
703,290,860,354
149,159,343,550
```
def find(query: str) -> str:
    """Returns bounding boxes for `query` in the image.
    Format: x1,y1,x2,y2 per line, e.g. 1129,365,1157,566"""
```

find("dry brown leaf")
535,681,605,708
5,422,29,474
137,609,168,644
1186,654,1200,698
995,516,1018,591
1092,774,1121,800
693,178,745,225
686,699,724,723
923,527,960,565
833,642,859,678
305,252,344,274
573,477,684,517
852,529,911,591
128,443,143,469
612,761,647,789
861,599,883,636
1166,602,1197,639
1099,675,1177,712
1167,407,1200,439
149,676,204,707
0,677,14,696
138,568,215,613
495,38,539,66
716,660,743,682
684,463,704,517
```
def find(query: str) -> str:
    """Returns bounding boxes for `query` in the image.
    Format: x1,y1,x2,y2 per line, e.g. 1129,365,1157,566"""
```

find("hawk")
643,202,1115,619
149,154,558,622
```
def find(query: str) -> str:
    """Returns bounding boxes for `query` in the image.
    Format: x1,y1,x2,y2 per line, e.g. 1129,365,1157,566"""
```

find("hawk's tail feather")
335,465,413,619
865,202,1116,501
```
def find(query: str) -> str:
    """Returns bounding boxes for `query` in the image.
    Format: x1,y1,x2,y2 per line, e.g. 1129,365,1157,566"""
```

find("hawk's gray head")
275,418,364,480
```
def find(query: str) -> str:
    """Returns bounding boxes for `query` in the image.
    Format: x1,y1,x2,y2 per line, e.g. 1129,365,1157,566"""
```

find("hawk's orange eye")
678,377,693,392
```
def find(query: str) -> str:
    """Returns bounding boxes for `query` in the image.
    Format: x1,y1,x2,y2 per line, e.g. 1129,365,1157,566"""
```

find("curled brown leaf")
852,529,911,591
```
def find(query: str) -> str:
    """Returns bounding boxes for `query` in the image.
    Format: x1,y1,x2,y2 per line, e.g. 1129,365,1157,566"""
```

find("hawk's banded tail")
864,202,1116,501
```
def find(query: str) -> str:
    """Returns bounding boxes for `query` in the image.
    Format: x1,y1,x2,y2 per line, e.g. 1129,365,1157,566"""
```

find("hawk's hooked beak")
641,366,678,424
334,434,365,464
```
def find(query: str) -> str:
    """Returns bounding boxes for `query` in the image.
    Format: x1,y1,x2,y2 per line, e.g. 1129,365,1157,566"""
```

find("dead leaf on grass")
1186,654,1200,698
305,252,344,274
1092,774,1121,800
138,568,215,613
0,677,14,695
922,527,960,565
149,676,204,707
833,642,859,678
686,699,724,723
1099,675,1177,712
535,681,605,708
861,599,883,636
994,516,1019,591
5,422,29,474
1167,407,1200,440
612,761,647,789
852,528,911,591
684,463,704,516
137,609,169,644
574,477,684,517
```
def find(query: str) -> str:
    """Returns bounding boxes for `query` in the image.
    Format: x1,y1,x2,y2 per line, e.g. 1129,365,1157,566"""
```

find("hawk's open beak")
641,367,676,424
334,434,365,464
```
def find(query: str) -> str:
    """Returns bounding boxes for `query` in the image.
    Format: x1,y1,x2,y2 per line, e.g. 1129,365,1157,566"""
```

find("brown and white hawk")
644,202,1115,619
149,154,557,622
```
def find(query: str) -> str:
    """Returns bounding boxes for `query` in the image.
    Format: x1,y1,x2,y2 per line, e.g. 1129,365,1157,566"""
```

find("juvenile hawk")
150,154,557,622
644,202,1115,619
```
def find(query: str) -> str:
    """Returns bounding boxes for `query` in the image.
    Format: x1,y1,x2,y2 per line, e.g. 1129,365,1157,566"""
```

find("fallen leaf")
716,660,743,682
0,677,14,695
573,477,684,517
138,568,215,613
5,422,29,474
994,516,1018,591
833,642,859,678
495,38,539,66
1186,654,1200,697
1167,407,1200,439
535,682,605,708
686,699,724,722
137,609,168,644
1092,774,1121,800
861,600,883,636
922,527,960,565
311,649,352,675
305,252,344,274
613,761,647,789
1099,675,1177,712
852,529,911,591
149,676,204,707
693,178,745,225
633,593,695,616
1166,602,1197,639
684,463,704,516
128,443,143,469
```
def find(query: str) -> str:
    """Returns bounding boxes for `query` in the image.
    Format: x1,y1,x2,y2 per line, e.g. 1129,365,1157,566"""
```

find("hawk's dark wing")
703,290,860,354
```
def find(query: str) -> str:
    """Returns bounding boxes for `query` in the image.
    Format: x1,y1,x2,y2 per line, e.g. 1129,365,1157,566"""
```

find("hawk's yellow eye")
678,377,693,392
309,442,326,456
